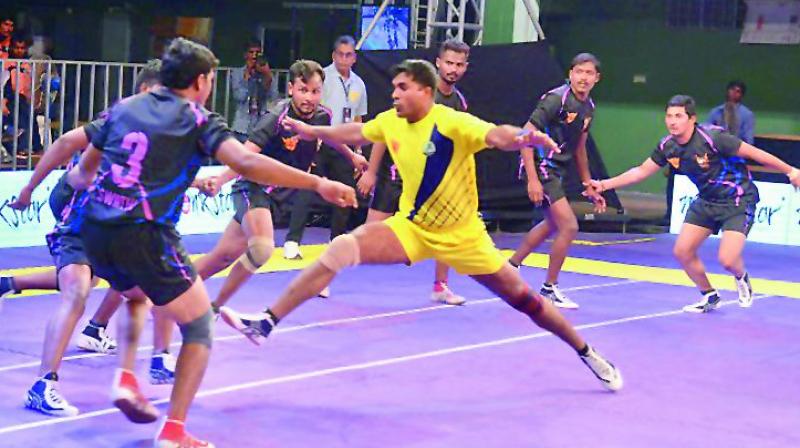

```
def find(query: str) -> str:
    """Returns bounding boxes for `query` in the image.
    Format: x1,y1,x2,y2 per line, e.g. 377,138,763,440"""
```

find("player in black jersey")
589,95,800,313
508,53,606,310
67,38,356,447
356,39,472,306
6,61,179,417
191,59,367,312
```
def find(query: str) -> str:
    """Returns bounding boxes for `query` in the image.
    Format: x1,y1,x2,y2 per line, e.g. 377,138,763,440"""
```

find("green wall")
483,0,515,44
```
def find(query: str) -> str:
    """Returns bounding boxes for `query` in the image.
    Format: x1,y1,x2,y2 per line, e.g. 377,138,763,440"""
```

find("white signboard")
0,166,233,248
670,174,800,246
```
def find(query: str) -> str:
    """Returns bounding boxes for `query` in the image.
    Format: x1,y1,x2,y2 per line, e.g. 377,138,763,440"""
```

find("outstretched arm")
737,142,800,187
486,125,559,153
590,158,662,193
66,145,103,191
282,117,370,147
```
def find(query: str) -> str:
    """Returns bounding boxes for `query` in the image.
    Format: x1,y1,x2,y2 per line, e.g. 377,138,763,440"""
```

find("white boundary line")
0,293,772,435
0,279,640,373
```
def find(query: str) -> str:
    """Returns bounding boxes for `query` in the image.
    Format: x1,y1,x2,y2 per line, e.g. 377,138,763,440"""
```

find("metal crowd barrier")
1,58,289,171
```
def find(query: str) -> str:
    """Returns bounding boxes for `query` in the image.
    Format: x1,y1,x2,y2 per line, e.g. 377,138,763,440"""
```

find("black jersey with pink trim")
232,99,333,193
650,125,758,205
85,88,233,226
528,83,595,165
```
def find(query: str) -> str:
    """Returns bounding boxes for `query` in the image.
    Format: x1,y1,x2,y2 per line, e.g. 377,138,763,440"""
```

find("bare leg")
38,264,93,376
117,289,150,372
718,230,747,277
270,222,410,319
673,223,715,291
193,220,248,280
509,220,551,265
212,207,274,308
151,306,175,353
365,208,393,223
434,261,450,284
88,289,124,325
471,264,585,351
12,268,58,291
541,199,578,285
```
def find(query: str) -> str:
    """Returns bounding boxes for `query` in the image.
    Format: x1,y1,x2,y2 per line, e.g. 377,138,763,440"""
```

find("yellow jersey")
362,104,494,230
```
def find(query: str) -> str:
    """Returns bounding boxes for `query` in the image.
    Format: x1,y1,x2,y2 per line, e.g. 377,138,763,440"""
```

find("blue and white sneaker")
25,377,79,417
219,307,276,345
736,273,753,308
149,352,177,385
1,277,18,311
76,324,117,353
541,283,579,309
683,290,721,313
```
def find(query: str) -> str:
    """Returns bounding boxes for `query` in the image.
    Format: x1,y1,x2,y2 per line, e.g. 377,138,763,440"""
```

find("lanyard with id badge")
339,76,353,123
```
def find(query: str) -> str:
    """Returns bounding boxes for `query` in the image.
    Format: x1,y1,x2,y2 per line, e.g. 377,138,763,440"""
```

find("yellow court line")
2,244,798,300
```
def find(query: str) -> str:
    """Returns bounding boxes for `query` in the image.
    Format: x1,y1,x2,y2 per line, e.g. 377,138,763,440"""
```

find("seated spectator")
707,80,754,144
2,34,42,155
0,16,13,59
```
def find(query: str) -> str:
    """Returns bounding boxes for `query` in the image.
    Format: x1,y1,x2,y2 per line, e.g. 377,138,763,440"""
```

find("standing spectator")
283,35,367,271
230,39,277,142
707,80,754,144
3,34,42,154
0,16,13,59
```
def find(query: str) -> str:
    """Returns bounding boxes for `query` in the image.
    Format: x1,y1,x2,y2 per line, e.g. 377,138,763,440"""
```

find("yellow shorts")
385,215,506,276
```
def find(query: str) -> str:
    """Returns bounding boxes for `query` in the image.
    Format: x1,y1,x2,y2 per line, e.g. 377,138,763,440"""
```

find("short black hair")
10,33,29,46
390,59,437,92
160,37,219,90
244,38,262,52
134,59,162,92
726,80,747,96
333,35,356,51
288,59,325,84
666,94,697,117
439,38,470,56
570,52,601,72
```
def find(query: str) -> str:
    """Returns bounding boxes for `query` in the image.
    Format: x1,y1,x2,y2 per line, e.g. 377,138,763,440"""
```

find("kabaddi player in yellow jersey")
221,60,622,391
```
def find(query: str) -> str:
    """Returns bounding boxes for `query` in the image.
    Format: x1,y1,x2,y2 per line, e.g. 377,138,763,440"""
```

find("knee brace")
238,237,275,273
179,308,214,348
319,234,361,273
510,287,544,316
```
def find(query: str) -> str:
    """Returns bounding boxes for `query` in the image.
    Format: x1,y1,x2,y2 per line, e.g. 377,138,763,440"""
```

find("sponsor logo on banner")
670,174,799,246
0,166,235,248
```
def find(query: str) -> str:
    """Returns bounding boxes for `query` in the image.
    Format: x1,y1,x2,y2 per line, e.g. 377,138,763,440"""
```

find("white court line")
0,294,771,436
0,279,640,373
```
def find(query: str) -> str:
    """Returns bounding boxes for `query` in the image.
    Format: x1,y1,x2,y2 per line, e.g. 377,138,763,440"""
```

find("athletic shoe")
0,276,17,298
111,369,159,423
149,352,177,385
735,272,753,308
155,418,215,448
682,290,721,313
25,377,79,417
219,307,275,345
317,286,331,299
76,324,117,353
579,345,623,392
283,241,302,260
431,284,466,306
540,283,579,309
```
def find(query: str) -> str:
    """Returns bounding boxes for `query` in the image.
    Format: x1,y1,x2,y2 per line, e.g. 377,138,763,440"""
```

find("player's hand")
517,129,560,154
581,185,607,214
586,179,605,193
9,185,33,210
198,176,221,196
527,180,544,206
357,170,376,197
351,153,369,172
281,117,316,141
789,167,800,190
316,178,358,208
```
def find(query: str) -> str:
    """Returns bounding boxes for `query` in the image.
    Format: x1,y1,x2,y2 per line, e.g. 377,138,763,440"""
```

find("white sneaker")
431,284,466,305
735,273,753,308
318,286,330,298
682,290,721,313
579,346,623,392
540,284,579,309
283,241,302,260
25,377,79,417
76,324,117,353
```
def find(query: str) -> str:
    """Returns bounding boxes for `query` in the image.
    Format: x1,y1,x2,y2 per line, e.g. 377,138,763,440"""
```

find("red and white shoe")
111,369,159,423
155,419,215,448
431,282,466,306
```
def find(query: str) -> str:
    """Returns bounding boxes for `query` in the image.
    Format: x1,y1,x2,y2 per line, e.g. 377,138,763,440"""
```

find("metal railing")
1,58,289,171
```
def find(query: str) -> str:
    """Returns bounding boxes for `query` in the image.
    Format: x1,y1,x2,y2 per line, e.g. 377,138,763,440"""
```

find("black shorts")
527,161,567,207
81,220,197,306
370,175,402,214
232,187,276,224
684,197,757,236
46,227,91,273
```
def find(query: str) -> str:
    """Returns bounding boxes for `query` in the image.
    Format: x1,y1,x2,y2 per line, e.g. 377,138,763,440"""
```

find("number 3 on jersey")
111,131,148,188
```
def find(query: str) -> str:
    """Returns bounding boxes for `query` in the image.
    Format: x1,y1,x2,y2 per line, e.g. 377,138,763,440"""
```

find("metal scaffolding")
410,0,486,48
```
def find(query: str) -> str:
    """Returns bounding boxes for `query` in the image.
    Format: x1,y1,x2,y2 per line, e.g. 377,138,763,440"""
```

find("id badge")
342,107,352,123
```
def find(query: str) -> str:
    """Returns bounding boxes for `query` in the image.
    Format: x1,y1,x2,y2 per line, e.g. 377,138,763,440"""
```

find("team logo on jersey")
282,136,299,152
668,157,680,169
422,141,437,157
565,112,578,124
695,153,710,170
390,139,401,153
